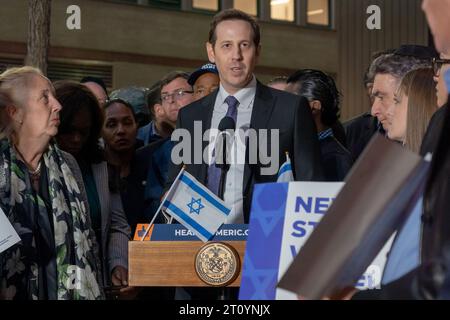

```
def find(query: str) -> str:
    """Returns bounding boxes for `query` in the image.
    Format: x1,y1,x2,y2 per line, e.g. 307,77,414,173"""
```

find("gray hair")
0,66,46,139
369,53,432,82
364,49,396,87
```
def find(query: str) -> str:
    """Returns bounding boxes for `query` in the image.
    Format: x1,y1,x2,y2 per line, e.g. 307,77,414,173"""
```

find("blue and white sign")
239,182,394,300
135,224,248,241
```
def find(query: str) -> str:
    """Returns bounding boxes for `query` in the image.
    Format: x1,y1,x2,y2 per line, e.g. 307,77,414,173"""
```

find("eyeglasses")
161,89,194,103
432,57,450,76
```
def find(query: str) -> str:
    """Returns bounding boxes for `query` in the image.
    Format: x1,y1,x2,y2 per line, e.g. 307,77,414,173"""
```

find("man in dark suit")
167,9,323,224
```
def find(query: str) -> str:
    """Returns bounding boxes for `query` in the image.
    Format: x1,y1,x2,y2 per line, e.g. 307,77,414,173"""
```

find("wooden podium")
128,224,247,287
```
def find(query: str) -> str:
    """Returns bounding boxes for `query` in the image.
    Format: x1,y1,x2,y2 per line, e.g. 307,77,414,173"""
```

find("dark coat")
344,113,383,162
320,136,353,181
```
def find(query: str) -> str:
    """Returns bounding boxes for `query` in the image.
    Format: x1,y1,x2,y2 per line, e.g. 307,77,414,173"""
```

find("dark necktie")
207,96,239,196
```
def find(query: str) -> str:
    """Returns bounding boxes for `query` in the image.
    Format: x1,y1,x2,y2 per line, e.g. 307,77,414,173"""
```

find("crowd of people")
1,0,450,300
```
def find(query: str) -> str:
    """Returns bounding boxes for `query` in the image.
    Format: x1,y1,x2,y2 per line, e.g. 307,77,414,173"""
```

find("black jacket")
320,136,353,181
344,113,383,162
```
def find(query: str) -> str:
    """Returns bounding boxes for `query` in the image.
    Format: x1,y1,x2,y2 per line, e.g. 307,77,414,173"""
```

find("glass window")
193,0,218,11
233,0,257,16
148,0,181,9
307,0,330,26
270,0,295,22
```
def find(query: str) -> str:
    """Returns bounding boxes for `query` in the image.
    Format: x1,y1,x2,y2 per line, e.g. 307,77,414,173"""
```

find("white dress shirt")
208,76,256,223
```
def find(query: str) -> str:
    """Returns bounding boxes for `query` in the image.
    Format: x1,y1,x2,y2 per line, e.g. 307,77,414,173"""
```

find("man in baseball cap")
188,63,220,101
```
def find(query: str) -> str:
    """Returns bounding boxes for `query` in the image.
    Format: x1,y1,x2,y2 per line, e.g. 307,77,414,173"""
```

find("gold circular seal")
195,242,240,287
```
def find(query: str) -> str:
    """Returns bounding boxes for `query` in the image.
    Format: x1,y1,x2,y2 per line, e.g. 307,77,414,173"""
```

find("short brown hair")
208,9,260,47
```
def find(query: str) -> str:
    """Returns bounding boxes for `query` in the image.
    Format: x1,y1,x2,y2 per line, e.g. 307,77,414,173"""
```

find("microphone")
216,116,235,199
216,116,235,169
218,116,236,131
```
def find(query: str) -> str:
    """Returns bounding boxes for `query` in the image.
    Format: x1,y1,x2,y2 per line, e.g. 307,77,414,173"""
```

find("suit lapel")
195,90,218,184
243,82,276,193
249,82,276,130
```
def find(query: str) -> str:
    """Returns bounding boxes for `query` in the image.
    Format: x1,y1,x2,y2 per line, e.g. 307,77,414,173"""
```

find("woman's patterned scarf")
0,139,104,300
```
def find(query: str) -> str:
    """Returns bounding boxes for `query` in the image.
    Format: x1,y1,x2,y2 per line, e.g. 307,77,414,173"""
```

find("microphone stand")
217,129,231,301
218,165,229,200
215,116,235,301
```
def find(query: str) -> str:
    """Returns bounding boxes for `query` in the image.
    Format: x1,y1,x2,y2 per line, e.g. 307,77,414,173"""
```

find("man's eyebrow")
162,87,184,94
372,90,383,96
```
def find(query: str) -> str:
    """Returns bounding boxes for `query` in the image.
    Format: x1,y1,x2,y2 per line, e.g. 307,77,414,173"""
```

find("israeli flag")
277,153,294,182
162,168,231,242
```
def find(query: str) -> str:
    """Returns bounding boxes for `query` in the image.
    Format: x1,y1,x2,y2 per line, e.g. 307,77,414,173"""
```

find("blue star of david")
240,257,278,300
187,198,204,215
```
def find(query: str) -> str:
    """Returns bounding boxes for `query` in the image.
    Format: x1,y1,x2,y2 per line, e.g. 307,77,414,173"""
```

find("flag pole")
140,166,185,241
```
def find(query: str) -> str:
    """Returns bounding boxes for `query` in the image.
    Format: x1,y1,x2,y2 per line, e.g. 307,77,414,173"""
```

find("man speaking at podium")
167,9,323,225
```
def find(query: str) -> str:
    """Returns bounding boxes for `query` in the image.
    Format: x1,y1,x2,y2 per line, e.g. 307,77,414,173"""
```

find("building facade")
0,0,428,119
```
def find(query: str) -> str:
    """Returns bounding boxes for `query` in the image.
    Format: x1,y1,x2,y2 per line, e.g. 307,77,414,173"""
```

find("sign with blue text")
239,182,393,300
133,223,248,241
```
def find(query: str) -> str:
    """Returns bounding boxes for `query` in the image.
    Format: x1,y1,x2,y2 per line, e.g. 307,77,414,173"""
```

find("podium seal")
195,242,240,286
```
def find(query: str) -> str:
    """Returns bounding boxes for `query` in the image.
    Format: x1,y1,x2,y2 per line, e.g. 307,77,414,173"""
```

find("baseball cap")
188,63,219,86
109,86,149,116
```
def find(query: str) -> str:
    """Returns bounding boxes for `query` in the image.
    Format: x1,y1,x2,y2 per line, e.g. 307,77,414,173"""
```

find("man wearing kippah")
345,46,437,163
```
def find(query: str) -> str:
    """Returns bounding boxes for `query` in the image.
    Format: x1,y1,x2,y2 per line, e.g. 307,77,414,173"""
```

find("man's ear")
256,44,262,57
254,44,262,65
309,100,322,114
6,105,16,117
154,103,163,117
206,42,215,64
5,105,21,123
